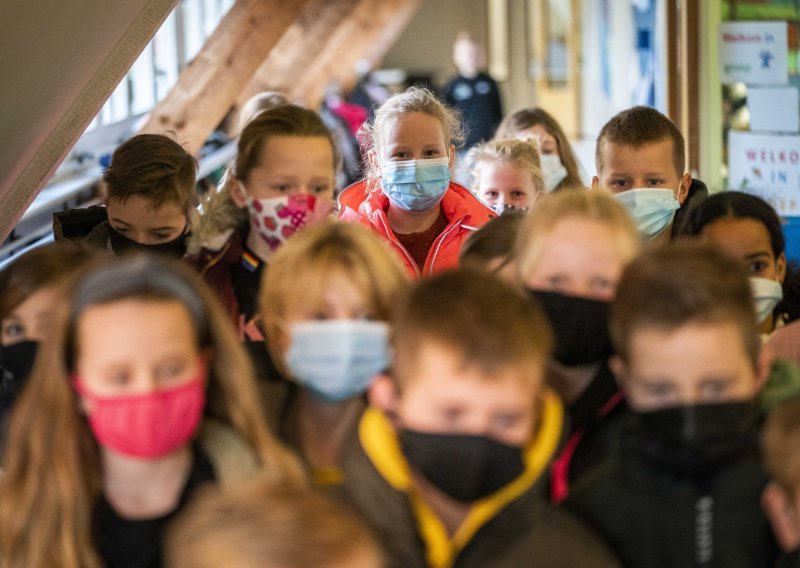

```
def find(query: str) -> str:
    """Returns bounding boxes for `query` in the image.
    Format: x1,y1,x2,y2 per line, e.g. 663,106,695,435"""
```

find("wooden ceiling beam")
289,0,422,109
230,0,362,127
138,0,311,152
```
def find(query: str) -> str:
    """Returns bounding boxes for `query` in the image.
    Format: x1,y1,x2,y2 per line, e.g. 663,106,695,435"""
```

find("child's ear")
230,179,249,209
762,482,800,552
677,173,692,205
368,373,400,419
591,175,600,190
448,144,456,170
608,355,628,389
777,252,788,285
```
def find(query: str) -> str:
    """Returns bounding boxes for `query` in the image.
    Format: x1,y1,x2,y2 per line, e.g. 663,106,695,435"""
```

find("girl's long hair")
0,254,303,567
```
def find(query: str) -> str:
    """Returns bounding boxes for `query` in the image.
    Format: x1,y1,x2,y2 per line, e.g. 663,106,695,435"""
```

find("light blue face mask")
380,157,451,212
750,277,783,325
614,188,681,241
286,320,390,402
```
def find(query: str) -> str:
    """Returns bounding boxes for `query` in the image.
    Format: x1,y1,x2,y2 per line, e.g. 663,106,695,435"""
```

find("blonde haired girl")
259,221,408,483
339,86,494,277
467,137,544,214
514,189,639,501
0,254,302,568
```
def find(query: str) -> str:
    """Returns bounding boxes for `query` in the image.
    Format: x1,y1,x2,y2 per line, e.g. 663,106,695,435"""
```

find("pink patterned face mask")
73,363,206,460
246,194,333,252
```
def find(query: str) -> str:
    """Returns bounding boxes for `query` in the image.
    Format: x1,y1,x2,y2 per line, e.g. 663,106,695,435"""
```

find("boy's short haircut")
392,268,553,385
165,476,381,568
103,133,198,213
762,398,800,494
595,106,686,176
460,213,524,272
610,241,758,365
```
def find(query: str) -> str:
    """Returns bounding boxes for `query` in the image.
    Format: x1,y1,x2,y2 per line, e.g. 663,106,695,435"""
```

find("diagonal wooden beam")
231,0,362,124
289,0,422,109
0,0,178,244
138,0,311,153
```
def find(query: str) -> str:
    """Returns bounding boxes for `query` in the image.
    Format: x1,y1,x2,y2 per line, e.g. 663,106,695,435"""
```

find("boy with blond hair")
567,242,779,566
339,268,619,567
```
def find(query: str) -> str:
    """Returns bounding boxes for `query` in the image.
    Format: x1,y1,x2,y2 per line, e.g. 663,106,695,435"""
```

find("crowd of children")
1,82,800,568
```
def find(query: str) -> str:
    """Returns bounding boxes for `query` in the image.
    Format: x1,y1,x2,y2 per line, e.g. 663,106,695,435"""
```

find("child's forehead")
599,138,676,171
381,112,446,145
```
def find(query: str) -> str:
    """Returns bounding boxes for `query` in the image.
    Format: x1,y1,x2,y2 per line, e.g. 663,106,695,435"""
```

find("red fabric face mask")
73,365,206,459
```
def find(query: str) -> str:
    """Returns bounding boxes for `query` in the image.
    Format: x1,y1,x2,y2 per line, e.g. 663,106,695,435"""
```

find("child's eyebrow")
109,217,132,227
744,251,773,260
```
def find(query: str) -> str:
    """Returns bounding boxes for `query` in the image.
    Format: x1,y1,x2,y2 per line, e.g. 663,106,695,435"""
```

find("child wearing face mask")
165,477,383,568
495,107,584,191
0,254,303,568
515,189,640,501
466,138,544,215
566,242,779,567
681,191,797,337
0,241,97,461
593,105,708,245
259,221,408,484
188,104,338,380
338,86,494,278
339,268,621,568
54,133,198,259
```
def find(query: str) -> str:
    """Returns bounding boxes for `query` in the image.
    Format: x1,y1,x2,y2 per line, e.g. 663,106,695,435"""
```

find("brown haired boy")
54,133,197,258
593,106,707,244
567,242,778,566
339,268,620,567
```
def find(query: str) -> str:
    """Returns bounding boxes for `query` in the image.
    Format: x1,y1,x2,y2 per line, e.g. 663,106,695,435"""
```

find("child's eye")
647,179,666,187
424,149,441,157
153,232,172,240
609,180,629,189
272,184,291,193
643,382,673,397
701,379,730,399
482,190,500,200
108,370,131,386
510,190,527,199
2,321,25,339
748,260,769,274
111,225,129,234
391,151,410,159
493,413,522,430
311,185,330,195
157,360,186,381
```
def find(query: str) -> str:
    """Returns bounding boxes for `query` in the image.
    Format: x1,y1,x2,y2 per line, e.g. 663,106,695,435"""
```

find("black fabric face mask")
630,401,757,474
108,226,188,259
399,429,526,503
528,289,613,366
0,340,39,411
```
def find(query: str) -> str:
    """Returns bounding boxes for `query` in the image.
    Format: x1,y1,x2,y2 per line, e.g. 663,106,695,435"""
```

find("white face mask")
539,154,568,192
614,188,681,241
750,277,783,325
286,320,391,402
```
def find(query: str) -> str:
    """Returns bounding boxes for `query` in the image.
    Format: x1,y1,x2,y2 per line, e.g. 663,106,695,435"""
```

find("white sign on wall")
749,87,800,133
728,130,800,215
719,21,788,85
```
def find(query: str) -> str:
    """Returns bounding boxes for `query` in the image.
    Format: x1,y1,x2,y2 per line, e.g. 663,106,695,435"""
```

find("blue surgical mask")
614,188,680,241
380,157,451,212
540,154,568,191
750,277,783,324
286,320,390,402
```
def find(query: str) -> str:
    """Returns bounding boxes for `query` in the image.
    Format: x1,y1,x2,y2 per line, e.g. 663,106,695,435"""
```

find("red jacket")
338,180,495,277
